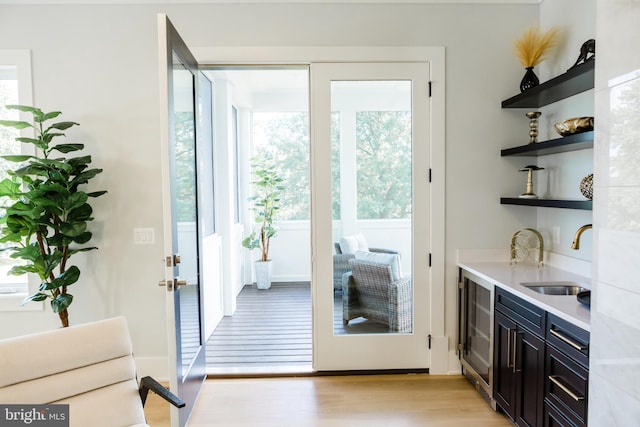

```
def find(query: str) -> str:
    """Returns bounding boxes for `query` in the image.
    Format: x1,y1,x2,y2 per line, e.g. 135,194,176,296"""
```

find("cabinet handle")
513,331,522,373
506,328,514,369
550,329,587,351
549,375,585,401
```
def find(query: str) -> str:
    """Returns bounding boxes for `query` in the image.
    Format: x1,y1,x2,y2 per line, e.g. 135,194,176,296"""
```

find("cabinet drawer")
495,288,546,337
544,401,579,427
545,345,588,427
546,314,589,367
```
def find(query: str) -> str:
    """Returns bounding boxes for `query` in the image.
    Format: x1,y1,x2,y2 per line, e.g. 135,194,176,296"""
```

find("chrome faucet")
510,228,544,266
571,224,592,250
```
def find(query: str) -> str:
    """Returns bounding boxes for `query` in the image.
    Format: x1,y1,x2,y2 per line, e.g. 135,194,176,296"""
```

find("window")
252,112,310,221
0,50,37,310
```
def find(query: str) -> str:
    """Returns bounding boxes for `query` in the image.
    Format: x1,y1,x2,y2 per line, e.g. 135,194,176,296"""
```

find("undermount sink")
520,281,589,296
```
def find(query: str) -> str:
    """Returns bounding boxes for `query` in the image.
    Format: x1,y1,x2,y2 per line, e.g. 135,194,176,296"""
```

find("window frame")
0,49,40,312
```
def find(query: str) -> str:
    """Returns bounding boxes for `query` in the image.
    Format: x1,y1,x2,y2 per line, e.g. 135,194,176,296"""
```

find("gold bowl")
554,117,594,136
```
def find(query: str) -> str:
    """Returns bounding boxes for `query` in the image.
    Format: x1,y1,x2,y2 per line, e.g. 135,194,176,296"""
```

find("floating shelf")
500,198,593,210
501,61,595,109
501,131,594,157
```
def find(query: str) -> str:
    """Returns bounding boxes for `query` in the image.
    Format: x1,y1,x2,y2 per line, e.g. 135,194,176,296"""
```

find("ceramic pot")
255,260,272,290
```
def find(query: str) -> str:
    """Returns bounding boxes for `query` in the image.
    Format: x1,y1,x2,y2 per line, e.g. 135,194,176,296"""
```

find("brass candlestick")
526,111,542,144
519,165,544,199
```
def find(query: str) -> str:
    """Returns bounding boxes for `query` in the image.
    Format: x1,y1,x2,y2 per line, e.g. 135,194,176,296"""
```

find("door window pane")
331,80,413,335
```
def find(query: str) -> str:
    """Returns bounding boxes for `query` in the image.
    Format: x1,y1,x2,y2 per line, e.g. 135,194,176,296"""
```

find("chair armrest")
369,248,400,256
139,376,185,408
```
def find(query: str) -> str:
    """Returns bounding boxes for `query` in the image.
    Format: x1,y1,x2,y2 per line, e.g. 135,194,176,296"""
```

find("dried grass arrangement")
514,26,559,68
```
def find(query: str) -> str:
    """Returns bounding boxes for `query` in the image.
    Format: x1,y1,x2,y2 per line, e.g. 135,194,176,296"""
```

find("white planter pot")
254,260,272,290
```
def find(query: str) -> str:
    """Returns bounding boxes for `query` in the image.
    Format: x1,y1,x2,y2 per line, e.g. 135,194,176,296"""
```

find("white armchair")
0,316,184,427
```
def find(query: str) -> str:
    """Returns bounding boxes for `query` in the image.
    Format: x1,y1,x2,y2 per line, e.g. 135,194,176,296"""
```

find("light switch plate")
133,228,155,244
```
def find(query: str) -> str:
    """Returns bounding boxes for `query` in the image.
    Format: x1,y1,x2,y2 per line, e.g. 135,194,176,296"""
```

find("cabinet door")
515,327,545,427
494,310,517,419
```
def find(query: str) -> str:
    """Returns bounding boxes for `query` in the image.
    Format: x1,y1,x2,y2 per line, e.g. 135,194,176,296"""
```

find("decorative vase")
520,67,540,92
580,174,593,200
254,260,272,290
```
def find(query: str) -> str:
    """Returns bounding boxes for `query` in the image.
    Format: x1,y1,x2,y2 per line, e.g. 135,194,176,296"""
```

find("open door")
158,14,207,426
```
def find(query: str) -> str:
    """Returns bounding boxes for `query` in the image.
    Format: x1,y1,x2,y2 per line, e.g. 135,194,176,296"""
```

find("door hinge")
428,81,432,97
428,334,432,349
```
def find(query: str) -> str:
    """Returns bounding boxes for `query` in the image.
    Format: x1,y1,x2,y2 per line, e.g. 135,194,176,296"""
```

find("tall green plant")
0,105,106,327
241,156,285,262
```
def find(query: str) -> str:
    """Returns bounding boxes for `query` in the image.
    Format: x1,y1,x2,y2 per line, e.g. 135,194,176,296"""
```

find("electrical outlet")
552,227,561,245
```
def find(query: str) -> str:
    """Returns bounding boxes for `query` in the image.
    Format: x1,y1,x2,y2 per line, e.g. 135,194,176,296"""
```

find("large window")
0,50,33,305
252,112,310,221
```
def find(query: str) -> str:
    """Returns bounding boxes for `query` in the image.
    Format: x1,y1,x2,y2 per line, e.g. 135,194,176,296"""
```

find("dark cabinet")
494,289,546,427
544,314,590,427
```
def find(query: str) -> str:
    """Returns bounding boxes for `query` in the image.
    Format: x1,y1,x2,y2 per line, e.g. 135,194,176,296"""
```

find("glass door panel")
331,80,413,336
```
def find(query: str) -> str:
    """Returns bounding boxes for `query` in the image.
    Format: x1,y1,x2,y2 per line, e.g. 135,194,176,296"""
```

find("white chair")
0,316,184,427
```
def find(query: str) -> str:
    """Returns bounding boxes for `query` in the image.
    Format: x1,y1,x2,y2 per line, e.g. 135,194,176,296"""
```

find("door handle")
158,279,187,290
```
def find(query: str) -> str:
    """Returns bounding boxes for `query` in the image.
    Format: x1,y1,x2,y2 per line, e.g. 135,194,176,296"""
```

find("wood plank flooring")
206,282,313,372
145,374,512,426
206,282,392,373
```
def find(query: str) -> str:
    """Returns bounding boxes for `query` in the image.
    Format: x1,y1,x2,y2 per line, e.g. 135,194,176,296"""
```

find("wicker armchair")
342,258,412,333
333,243,400,292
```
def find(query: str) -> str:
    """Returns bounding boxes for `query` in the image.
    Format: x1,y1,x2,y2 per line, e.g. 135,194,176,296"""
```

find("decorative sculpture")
568,39,595,70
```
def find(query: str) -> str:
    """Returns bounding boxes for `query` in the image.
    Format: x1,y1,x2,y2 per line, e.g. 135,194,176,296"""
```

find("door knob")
176,279,187,288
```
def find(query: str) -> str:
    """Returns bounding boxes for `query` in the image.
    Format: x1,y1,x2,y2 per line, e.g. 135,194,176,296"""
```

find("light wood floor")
144,374,511,426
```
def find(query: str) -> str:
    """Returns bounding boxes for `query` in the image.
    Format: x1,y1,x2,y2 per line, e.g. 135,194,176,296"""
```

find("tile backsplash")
590,0,640,423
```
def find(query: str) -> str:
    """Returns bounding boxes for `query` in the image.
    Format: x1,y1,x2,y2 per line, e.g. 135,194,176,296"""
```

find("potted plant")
241,156,285,289
0,105,106,327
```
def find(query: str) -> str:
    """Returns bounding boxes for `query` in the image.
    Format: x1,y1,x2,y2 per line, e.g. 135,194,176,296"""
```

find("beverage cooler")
458,268,495,408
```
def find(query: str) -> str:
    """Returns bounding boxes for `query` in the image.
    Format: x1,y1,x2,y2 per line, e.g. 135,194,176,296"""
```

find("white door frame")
193,46,447,373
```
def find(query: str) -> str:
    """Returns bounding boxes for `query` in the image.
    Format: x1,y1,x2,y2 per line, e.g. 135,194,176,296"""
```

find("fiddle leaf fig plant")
241,156,285,262
0,105,106,327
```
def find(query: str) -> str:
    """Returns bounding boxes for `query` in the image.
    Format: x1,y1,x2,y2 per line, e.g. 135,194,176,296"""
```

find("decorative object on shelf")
554,116,594,137
526,111,542,143
520,67,540,92
568,39,595,71
509,228,544,267
513,26,559,92
579,173,593,200
519,165,545,199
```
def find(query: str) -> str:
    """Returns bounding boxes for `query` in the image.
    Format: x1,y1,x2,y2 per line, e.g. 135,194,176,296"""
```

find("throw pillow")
354,250,402,281
339,236,359,254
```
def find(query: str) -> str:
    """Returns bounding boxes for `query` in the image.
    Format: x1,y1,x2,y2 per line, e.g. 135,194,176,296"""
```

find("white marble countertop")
458,260,591,331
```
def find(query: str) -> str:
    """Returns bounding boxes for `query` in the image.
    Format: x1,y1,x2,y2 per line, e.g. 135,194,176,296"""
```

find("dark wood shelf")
501,131,594,157
500,198,592,210
501,61,595,109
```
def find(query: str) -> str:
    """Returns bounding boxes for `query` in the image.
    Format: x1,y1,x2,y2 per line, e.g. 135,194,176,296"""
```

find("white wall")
0,2,539,377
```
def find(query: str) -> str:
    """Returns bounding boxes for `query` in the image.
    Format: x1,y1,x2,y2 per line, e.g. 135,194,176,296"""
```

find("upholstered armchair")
333,244,401,292
342,253,412,333
0,317,184,427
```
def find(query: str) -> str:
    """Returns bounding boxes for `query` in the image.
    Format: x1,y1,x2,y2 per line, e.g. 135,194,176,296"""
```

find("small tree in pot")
241,156,285,289
0,105,106,327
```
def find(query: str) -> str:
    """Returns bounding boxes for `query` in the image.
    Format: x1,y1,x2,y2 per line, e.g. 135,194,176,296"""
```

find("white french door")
311,62,432,370
158,14,207,426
